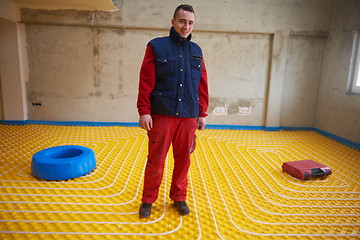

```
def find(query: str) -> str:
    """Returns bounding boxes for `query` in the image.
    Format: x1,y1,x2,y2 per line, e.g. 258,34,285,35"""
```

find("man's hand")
197,117,206,130
139,114,153,131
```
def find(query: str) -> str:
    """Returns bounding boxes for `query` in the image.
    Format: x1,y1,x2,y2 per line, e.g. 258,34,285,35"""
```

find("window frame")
347,30,360,94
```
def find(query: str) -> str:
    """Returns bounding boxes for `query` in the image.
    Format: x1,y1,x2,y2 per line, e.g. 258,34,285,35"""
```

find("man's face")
172,9,195,38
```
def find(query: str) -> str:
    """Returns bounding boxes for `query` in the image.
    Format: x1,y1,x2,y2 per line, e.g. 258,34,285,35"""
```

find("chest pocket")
156,57,176,77
191,55,202,80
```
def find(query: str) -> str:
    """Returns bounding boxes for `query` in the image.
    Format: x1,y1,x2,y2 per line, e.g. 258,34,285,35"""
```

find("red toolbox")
282,160,332,180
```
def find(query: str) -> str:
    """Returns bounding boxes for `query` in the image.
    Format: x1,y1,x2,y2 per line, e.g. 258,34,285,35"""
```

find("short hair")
173,4,195,19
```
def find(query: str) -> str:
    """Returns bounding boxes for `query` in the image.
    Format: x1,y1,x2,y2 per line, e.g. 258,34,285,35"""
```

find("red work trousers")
141,114,197,204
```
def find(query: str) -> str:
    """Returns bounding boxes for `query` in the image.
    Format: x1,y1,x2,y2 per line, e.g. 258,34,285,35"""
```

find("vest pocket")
191,56,202,81
156,57,176,77
150,90,177,115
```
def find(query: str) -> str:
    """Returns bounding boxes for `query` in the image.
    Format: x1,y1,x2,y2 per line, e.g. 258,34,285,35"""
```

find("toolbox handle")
310,168,325,178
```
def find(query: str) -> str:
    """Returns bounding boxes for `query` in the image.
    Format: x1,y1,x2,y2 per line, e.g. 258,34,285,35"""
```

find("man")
137,4,209,218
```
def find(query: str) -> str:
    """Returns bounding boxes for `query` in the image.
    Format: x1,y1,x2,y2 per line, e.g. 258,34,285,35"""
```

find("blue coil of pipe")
32,145,96,181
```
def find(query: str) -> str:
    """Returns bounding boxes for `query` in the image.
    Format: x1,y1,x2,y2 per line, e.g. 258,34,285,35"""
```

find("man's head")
172,4,195,38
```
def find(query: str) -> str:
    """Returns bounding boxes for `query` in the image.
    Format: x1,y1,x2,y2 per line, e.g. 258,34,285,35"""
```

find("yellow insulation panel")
0,124,359,239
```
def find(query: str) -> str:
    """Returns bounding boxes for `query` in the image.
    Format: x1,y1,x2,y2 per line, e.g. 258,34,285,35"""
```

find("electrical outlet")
213,106,227,115
32,102,42,107
238,106,251,115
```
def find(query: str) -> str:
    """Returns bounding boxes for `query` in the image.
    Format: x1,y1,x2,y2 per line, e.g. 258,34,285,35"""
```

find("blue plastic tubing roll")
32,145,96,181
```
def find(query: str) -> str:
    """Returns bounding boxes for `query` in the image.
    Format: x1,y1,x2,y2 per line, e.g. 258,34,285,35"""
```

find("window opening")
347,30,360,94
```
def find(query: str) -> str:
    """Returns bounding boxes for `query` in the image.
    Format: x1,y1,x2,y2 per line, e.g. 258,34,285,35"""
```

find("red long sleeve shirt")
137,45,209,118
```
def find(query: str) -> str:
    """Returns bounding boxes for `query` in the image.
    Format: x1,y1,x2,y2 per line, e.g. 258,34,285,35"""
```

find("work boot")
139,203,152,218
173,201,190,216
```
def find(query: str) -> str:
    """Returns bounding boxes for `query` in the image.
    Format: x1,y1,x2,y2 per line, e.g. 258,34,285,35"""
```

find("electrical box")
213,106,227,115
238,106,251,115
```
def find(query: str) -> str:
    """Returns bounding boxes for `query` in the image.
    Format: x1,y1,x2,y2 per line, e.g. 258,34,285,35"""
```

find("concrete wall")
281,34,326,127
0,19,26,121
20,0,334,125
0,0,28,121
1,0,360,143
315,0,360,144
0,0,18,22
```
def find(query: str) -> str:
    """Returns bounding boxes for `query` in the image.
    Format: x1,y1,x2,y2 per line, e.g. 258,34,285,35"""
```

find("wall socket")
213,106,228,115
238,106,251,115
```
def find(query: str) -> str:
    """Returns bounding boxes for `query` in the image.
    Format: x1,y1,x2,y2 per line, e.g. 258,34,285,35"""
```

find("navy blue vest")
149,27,203,118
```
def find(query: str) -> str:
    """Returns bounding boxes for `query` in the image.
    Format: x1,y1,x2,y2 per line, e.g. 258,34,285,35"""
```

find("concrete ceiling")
11,0,118,12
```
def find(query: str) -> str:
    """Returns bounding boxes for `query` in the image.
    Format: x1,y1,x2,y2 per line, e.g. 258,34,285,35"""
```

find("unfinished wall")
26,24,165,122
21,0,335,126
316,0,360,144
281,34,326,127
0,0,28,121
0,61,3,120
199,32,272,126
0,18,26,121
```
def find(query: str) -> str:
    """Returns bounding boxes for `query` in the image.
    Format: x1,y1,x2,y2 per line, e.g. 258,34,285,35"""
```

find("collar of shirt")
169,27,192,46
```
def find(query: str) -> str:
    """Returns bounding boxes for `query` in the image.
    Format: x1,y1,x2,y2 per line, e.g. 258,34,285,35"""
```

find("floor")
0,124,359,239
